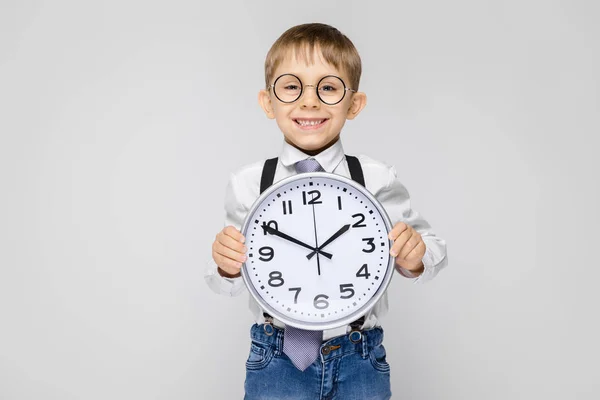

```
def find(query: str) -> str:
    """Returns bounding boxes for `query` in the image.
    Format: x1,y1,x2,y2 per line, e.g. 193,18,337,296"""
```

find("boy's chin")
285,135,340,155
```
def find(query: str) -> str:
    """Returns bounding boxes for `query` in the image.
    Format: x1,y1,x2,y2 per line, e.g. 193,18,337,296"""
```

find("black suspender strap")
260,155,365,194
345,155,365,187
260,157,278,194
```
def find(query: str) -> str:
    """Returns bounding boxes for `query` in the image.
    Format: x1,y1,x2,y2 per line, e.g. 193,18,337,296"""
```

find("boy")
205,23,448,399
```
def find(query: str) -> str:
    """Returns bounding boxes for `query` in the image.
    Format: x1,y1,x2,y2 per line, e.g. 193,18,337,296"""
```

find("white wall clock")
241,172,395,331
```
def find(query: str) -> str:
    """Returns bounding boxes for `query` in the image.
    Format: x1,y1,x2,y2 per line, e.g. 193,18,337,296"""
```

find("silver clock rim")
240,171,395,331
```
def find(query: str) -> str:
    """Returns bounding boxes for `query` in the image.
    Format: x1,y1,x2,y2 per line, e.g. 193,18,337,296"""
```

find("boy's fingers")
214,241,247,263
390,229,414,257
402,240,425,260
218,233,247,254
388,222,409,240
215,254,242,273
390,236,406,257
399,235,419,259
223,225,245,243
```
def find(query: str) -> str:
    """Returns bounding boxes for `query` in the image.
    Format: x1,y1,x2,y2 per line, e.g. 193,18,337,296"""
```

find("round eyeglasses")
268,74,356,106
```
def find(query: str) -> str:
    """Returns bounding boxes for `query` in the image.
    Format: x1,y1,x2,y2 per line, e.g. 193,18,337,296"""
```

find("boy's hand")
388,222,426,274
212,226,247,278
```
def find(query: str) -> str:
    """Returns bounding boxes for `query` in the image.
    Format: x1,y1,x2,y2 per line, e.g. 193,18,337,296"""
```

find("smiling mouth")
293,118,329,129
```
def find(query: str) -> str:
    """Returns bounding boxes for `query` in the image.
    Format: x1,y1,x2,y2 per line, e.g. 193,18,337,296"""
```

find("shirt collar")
279,139,345,173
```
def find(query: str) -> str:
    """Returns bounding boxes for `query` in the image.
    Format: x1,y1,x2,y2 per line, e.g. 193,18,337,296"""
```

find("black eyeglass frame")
267,73,356,106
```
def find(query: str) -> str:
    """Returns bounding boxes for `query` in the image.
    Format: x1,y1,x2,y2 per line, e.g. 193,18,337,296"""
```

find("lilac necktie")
282,158,325,371
294,157,325,174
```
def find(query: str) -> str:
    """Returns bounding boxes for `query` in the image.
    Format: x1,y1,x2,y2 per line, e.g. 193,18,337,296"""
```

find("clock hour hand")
262,225,333,259
306,224,351,260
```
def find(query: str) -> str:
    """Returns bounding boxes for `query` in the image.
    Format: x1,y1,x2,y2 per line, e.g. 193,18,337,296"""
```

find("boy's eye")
284,85,300,91
320,85,336,92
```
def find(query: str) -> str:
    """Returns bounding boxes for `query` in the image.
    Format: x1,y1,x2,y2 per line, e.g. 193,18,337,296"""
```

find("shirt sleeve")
374,165,448,284
204,172,249,297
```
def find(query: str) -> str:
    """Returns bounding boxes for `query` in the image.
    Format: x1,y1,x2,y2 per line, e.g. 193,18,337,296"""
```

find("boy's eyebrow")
277,72,348,82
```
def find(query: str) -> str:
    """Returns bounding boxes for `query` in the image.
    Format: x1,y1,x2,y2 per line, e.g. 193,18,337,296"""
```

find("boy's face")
259,47,367,155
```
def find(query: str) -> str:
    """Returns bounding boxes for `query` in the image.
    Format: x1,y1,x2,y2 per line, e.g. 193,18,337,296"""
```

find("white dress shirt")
205,139,448,340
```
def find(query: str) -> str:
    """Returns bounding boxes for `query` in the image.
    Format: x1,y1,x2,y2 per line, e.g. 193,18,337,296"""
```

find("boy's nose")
299,86,320,109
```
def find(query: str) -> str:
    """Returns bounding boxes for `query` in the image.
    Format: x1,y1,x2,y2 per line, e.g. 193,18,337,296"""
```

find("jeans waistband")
249,323,384,362
264,312,366,341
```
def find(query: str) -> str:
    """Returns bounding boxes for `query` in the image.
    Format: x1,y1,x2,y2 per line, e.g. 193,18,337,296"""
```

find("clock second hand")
311,202,321,276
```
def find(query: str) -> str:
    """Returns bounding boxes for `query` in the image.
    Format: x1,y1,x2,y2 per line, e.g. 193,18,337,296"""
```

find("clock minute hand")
262,225,333,259
306,224,351,260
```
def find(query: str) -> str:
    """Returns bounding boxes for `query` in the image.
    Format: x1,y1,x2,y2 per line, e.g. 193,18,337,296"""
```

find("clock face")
241,172,394,330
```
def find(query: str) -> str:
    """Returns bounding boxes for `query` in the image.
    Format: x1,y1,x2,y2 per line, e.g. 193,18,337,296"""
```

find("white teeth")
296,119,325,126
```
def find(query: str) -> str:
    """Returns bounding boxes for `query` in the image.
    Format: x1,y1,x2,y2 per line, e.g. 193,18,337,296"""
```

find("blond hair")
264,23,362,91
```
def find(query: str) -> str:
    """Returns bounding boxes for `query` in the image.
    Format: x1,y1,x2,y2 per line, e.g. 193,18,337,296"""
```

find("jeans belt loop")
348,316,365,344
262,313,275,336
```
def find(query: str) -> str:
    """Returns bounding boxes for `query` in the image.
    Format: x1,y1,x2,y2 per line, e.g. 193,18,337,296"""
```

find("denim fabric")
244,324,391,400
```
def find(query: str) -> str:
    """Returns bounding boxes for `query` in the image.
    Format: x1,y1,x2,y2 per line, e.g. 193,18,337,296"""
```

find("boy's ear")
346,92,367,120
258,89,276,119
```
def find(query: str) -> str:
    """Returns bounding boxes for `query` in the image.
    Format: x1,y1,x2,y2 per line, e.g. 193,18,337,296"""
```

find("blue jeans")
244,323,392,400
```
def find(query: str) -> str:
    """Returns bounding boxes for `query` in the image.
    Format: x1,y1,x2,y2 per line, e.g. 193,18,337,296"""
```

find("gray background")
1,0,599,399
